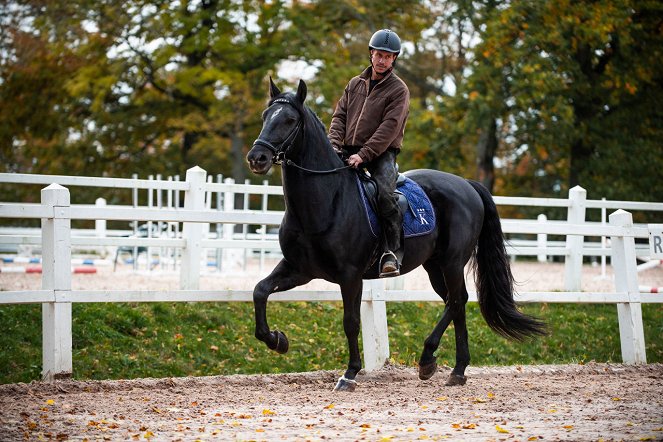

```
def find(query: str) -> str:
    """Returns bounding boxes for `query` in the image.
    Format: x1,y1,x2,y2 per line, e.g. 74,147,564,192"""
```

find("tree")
466,0,663,202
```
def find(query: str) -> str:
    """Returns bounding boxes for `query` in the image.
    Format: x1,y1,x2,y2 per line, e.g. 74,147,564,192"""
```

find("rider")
328,29,410,277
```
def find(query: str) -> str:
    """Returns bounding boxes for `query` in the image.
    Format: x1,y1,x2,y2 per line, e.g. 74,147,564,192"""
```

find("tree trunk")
476,117,497,192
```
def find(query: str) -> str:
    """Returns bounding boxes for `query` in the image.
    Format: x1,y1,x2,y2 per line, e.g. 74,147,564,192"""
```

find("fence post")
180,166,207,289
537,214,548,263
95,198,107,258
609,209,646,364
361,279,390,371
222,178,243,272
564,186,586,291
41,184,73,381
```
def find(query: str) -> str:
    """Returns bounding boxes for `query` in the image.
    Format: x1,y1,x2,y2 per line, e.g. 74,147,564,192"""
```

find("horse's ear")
269,76,281,99
296,79,307,104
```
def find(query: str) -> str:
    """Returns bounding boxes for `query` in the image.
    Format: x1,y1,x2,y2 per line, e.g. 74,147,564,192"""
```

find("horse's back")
404,169,485,262
404,169,484,212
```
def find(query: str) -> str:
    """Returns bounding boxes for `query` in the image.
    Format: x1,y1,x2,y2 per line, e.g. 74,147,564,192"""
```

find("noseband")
252,97,350,175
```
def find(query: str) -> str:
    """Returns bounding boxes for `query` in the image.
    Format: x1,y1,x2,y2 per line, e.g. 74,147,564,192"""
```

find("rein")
252,97,351,175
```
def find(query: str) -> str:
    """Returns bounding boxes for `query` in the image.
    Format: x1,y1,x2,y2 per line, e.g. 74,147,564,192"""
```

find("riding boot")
379,206,403,278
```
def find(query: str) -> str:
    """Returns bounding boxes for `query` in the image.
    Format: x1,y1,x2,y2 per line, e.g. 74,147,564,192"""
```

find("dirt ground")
1,261,662,441
0,363,661,441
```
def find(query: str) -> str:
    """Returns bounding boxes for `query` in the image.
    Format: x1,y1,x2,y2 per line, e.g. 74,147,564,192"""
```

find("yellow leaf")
324,403,335,409
473,398,487,403
256,429,265,433
451,423,461,429
360,423,371,428
46,399,55,405
528,437,538,441
563,425,574,430
612,397,621,401
262,409,276,416
463,423,477,429
496,425,509,434
487,392,495,398
436,396,448,401
143,430,155,439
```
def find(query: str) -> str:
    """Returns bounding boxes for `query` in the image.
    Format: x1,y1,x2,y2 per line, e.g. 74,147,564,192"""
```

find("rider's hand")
348,154,363,168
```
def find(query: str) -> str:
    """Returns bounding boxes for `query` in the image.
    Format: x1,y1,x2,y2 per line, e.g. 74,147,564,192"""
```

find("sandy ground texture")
0,363,661,441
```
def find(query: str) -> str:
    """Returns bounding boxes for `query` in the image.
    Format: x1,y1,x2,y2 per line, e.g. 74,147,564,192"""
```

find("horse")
246,78,546,391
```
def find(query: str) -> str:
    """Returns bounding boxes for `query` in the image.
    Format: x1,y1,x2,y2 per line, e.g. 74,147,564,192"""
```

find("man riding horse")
328,29,410,278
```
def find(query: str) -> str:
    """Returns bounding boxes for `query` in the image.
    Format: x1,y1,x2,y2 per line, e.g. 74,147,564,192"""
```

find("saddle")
356,170,436,239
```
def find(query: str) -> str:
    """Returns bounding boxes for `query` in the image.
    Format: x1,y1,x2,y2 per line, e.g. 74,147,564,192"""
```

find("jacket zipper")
351,77,372,146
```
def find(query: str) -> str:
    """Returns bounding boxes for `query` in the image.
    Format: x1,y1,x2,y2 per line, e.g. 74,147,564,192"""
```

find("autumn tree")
465,0,663,201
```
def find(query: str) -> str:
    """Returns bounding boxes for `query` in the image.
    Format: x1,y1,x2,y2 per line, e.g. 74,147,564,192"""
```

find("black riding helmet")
368,29,401,55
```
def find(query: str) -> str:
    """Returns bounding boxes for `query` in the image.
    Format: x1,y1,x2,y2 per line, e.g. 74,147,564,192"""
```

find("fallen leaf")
563,425,574,430
360,423,371,428
46,400,55,406
143,430,155,439
324,403,335,409
262,409,276,416
462,423,476,429
487,392,495,398
495,425,509,434
528,437,538,441
612,397,621,401
436,396,448,401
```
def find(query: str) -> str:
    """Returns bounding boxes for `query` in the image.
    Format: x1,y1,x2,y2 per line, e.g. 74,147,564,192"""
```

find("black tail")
467,180,547,340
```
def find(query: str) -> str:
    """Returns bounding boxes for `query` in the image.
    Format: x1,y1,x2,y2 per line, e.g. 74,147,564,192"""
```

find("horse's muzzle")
246,149,272,175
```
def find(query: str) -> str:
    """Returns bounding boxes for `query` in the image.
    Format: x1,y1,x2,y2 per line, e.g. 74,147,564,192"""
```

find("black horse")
246,79,545,391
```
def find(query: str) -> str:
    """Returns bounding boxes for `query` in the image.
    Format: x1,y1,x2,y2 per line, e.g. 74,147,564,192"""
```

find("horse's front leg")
253,259,311,354
334,279,363,392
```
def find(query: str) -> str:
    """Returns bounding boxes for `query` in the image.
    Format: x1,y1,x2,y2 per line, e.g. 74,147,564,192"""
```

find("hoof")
333,376,357,392
269,330,289,354
418,358,437,380
445,373,467,386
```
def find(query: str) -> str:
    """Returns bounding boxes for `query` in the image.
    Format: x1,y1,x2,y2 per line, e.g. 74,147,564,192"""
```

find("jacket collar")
360,66,394,83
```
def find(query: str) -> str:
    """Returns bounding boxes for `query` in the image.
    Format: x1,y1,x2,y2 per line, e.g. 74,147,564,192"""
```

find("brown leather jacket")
328,66,410,163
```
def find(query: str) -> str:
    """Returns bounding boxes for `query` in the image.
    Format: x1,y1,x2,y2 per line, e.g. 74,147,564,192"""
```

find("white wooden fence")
0,167,661,381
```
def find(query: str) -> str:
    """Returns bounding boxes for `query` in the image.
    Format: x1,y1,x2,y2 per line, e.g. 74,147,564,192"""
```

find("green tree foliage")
464,0,663,203
0,0,661,207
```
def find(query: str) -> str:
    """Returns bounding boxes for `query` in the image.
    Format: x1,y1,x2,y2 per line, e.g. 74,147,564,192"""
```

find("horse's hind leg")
253,259,311,353
419,261,470,386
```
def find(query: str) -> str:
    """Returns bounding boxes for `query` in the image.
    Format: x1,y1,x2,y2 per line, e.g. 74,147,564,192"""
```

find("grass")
0,301,661,384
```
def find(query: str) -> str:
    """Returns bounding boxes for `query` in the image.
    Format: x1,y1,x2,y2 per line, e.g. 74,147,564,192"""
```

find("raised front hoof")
418,359,437,380
445,373,467,386
267,330,289,354
333,376,357,392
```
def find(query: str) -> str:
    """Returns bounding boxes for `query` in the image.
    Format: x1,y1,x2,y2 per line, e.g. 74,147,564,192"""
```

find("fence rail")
1,167,662,381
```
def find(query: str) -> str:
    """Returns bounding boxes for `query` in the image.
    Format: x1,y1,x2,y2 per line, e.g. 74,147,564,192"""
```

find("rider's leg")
368,149,402,276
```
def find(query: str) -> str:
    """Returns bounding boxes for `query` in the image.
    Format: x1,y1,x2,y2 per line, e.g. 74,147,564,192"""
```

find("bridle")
252,97,350,175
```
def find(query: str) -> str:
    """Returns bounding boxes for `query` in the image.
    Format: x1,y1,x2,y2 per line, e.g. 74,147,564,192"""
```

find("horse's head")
247,78,307,175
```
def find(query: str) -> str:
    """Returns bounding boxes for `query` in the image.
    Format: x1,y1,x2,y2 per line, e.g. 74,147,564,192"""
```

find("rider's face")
370,49,397,75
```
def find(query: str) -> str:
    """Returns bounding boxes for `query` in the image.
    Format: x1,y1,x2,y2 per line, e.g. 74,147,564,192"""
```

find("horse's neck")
282,120,356,233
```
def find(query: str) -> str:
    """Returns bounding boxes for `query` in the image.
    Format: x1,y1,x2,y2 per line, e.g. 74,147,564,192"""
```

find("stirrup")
379,251,400,278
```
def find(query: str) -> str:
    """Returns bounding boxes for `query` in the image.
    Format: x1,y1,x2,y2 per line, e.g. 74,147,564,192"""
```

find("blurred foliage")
0,0,661,213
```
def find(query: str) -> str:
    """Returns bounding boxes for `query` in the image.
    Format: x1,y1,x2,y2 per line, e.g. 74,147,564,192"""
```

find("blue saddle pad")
357,175,436,238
